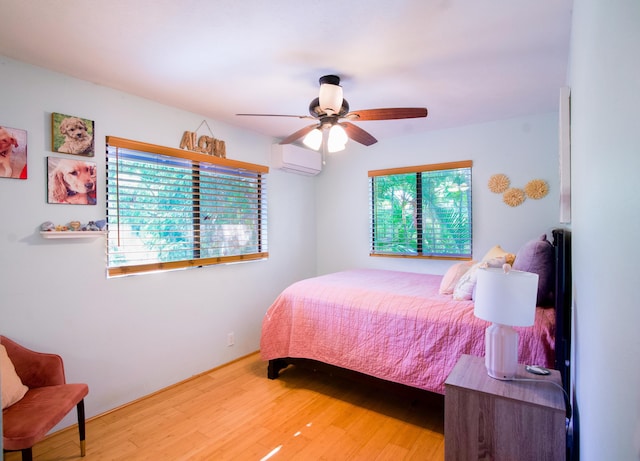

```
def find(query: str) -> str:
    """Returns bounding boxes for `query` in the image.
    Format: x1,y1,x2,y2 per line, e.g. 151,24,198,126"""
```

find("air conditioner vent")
271,144,322,176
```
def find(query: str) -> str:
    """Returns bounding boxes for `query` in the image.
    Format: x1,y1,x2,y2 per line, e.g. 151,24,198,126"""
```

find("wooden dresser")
444,354,566,461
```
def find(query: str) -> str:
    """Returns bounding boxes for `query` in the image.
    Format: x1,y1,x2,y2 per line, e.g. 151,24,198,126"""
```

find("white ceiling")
0,0,573,145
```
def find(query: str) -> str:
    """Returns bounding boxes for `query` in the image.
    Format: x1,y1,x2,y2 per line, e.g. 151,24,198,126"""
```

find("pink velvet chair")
1,336,89,461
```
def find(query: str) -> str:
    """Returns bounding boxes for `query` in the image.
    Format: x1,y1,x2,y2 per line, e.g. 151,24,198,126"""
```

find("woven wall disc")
524,179,549,199
503,188,525,207
488,173,510,193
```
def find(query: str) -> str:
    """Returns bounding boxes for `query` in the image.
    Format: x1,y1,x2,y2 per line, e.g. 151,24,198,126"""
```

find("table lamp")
474,265,539,380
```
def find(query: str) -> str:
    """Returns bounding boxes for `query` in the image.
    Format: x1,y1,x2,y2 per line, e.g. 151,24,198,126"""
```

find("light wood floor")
5,353,445,461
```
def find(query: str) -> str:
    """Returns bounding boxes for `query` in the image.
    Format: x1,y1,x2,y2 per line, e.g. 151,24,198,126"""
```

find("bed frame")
268,228,572,396
552,228,572,395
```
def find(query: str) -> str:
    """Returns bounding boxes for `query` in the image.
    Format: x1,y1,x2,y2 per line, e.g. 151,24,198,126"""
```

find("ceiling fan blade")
236,113,314,120
279,124,319,145
340,122,378,146
346,107,428,121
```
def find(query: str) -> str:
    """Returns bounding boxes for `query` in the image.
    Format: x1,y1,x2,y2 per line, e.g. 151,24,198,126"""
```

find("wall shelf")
40,231,106,239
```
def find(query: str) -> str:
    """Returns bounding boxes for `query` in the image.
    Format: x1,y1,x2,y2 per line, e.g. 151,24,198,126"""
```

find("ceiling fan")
236,75,428,152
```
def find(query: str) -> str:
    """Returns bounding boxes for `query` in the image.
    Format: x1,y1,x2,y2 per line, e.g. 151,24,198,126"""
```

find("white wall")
315,113,563,276
570,1,640,459
0,57,317,429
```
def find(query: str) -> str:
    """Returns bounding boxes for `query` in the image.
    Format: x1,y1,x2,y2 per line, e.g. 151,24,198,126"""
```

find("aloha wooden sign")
179,131,226,158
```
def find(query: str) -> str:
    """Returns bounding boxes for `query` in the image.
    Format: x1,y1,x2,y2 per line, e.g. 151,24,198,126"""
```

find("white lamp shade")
327,124,348,153
319,83,343,114
302,128,323,150
474,268,539,327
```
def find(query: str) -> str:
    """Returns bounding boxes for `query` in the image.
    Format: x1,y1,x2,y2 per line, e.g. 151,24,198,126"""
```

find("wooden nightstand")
444,354,566,461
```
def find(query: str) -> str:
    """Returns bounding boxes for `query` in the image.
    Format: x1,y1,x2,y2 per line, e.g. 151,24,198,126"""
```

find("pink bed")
260,268,556,394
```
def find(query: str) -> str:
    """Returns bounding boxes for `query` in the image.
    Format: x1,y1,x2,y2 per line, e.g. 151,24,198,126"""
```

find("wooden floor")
4,353,445,461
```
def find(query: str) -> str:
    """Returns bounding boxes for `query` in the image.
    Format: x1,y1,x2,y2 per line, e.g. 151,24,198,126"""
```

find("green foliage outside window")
106,137,268,277
370,163,472,259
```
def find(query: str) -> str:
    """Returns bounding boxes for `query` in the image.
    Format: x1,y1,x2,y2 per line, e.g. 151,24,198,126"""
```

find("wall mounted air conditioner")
271,144,322,176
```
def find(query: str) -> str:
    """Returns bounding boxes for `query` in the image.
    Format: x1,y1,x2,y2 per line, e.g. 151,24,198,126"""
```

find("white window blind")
106,137,268,277
369,161,472,259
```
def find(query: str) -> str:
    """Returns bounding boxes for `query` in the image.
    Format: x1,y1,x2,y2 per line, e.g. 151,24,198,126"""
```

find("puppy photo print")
0,125,27,179
47,157,97,205
51,112,95,157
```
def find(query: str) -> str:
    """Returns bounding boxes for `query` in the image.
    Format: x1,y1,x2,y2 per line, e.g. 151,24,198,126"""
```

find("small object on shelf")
39,218,107,239
82,221,99,231
40,221,55,231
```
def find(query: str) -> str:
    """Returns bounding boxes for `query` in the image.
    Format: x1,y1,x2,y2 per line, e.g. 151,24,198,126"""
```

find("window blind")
106,137,268,277
369,161,472,259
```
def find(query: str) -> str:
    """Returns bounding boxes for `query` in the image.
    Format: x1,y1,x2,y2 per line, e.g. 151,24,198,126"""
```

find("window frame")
105,136,269,277
368,160,472,260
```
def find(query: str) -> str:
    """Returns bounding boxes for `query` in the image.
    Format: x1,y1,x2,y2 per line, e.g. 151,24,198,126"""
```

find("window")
106,137,268,277
369,161,472,259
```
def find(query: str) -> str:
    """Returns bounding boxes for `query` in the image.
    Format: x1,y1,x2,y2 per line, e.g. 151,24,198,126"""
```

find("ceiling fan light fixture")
319,84,343,114
302,128,323,150
238,74,427,150
319,75,343,115
328,124,348,153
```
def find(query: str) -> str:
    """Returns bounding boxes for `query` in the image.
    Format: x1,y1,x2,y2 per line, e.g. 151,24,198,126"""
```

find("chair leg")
21,448,33,461
77,399,86,457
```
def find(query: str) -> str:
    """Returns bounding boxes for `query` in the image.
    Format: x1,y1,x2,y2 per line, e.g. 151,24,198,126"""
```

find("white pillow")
453,256,507,301
1,344,28,409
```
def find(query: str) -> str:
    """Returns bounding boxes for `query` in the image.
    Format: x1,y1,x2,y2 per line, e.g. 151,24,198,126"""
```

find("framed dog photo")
0,125,27,179
47,157,97,205
51,112,95,157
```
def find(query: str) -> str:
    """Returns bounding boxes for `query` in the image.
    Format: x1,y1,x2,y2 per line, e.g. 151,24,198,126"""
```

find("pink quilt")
260,269,556,394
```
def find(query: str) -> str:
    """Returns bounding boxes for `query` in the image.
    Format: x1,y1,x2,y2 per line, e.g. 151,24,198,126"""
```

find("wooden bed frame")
268,228,572,396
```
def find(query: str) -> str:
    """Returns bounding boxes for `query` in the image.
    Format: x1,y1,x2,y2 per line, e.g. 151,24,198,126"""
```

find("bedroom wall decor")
524,179,549,199
0,125,27,179
40,219,106,238
47,157,97,205
179,119,226,158
488,174,548,207
488,173,510,193
502,188,526,207
51,112,95,157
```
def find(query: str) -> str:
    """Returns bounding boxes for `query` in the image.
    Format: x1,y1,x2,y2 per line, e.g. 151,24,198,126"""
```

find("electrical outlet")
227,332,234,347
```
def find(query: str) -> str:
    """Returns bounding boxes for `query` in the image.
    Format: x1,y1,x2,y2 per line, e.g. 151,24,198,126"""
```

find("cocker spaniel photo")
47,157,97,205
52,113,94,156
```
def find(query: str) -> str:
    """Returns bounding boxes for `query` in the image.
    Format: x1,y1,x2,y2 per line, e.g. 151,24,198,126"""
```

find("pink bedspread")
260,269,556,394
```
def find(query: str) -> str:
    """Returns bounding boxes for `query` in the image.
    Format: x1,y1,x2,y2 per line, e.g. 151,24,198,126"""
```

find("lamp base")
484,323,519,380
